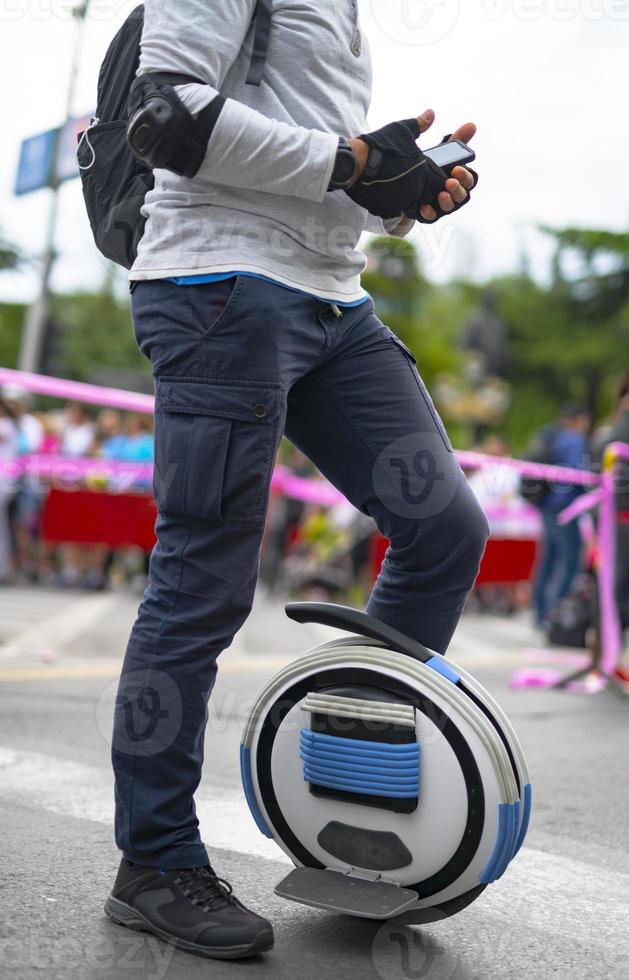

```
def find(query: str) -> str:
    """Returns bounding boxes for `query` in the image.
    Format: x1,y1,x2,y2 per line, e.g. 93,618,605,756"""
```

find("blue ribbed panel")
300,729,419,799
513,783,532,857
239,744,273,838
480,802,520,884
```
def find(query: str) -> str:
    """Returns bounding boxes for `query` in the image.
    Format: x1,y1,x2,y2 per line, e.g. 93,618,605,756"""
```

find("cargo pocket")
154,378,282,526
389,332,453,453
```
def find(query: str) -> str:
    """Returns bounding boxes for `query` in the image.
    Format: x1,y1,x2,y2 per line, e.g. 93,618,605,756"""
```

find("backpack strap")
147,0,272,93
246,0,273,86
149,1,272,91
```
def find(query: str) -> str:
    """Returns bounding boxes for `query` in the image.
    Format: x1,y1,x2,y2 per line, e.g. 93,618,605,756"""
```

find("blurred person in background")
2,389,44,581
3,386,43,454
467,435,519,512
467,435,527,615
36,413,61,455
102,413,154,463
0,398,18,584
532,403,590,628
90,408,123,457
60,403,94,457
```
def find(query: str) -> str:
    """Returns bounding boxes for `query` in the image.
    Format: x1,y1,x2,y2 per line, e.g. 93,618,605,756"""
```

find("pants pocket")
389,332,453,452
154,377,282,526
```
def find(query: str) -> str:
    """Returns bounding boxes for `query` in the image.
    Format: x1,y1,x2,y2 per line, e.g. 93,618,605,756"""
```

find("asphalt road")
0,586,628,980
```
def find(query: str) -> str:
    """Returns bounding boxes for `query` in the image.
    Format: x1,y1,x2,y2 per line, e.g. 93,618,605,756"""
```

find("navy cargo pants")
113,276,489,868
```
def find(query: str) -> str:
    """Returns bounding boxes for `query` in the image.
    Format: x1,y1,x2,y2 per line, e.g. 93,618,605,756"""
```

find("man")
3,386,43,454
106,0,489,960
533,403,590,628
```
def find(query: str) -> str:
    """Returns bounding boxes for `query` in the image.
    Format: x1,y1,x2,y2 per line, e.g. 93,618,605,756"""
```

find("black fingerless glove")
345,118,448,220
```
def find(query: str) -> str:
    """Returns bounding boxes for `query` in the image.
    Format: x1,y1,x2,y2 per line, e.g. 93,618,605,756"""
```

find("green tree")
0,228,25,368
362,236,472,381
0,229,21,272
493,227,629,442
49,284,149,384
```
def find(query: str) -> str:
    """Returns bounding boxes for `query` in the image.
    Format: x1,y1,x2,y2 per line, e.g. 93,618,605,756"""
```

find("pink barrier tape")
0,367,154,415
270,465,345,507
557,488,603,526
510,666,606,694
510,667,566,690
598,458,622,676
610,440,629,462
0,455,590,527
0,456,346,505
523,648,591,668
456,449,599,486
0,455,152,493
0,370,600,486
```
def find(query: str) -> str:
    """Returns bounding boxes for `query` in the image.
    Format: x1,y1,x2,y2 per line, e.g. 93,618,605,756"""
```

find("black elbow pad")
127,74,225,179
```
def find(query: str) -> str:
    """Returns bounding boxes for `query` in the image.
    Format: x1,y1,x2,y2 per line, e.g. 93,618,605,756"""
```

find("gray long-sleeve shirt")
130,0,413,302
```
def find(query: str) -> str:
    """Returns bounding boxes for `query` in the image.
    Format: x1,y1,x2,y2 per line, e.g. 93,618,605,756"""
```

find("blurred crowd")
0,388,154,462
1,376,629,669
463,374,629,672
0,386,153,589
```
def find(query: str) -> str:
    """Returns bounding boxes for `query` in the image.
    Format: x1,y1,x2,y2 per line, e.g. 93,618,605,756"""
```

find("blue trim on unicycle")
240,743,273,838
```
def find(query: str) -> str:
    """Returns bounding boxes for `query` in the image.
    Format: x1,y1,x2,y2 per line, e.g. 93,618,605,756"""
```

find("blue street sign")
15,129,58,196
14,113,93,196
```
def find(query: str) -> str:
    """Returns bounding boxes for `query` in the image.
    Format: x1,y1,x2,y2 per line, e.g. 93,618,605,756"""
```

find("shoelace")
175,867,238,912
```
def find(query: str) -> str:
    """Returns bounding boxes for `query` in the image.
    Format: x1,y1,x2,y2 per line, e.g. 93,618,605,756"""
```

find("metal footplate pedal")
274,868,418,919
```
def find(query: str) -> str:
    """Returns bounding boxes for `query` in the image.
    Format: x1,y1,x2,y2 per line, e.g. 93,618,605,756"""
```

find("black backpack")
77,1,272,270
519,424,557,507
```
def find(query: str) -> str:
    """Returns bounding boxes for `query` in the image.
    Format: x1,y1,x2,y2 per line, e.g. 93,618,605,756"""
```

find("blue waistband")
165,271,370,308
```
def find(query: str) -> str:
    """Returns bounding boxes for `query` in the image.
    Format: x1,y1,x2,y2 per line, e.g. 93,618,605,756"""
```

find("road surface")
0,586,627,980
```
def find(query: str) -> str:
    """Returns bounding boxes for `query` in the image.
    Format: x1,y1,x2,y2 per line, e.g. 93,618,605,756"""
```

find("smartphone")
423,139,475,171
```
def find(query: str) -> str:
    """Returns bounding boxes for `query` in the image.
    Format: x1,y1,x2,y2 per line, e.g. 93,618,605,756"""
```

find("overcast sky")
1,0,628,303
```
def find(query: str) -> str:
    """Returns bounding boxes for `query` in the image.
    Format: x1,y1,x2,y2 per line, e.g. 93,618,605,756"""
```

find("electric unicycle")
240,603,531,923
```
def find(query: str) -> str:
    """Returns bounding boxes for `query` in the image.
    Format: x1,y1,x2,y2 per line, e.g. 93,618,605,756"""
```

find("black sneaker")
105,859,274,960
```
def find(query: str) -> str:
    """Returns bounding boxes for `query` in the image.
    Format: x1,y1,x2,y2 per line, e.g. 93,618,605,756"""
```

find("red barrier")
42,488,157,551
370,534,537,586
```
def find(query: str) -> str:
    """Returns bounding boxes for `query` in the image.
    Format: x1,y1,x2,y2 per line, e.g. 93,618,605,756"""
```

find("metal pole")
18,0,92,374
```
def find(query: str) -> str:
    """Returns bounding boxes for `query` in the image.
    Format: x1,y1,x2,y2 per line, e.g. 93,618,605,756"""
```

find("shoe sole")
104,895,274,960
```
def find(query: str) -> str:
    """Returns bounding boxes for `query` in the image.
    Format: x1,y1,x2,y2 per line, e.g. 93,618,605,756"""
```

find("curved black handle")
285,602,433,665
